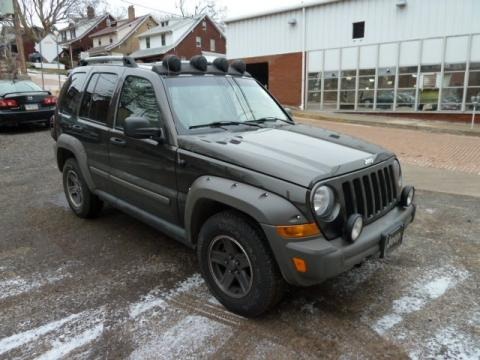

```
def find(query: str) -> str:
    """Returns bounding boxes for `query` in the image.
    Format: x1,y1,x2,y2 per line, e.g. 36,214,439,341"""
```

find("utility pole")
13,0,27,75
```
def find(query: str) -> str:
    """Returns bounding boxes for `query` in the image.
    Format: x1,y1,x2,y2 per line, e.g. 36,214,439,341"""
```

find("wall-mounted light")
288,18,297,26
396,0,407,7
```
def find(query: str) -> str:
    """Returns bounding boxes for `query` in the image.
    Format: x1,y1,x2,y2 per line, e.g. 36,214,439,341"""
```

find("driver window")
116,76,162,130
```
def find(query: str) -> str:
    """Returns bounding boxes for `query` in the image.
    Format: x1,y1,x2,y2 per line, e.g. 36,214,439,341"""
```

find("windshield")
0,81,43,95
165,76,290,132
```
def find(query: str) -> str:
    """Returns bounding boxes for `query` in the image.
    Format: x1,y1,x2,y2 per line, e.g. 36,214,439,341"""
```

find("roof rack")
79,56,138,67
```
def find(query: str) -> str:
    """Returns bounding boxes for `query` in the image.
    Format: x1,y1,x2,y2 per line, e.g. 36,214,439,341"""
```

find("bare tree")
175,0,226,23
16,0,107,42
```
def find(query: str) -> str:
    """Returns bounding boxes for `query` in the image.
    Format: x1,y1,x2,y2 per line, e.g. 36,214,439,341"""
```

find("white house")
226,0,480,117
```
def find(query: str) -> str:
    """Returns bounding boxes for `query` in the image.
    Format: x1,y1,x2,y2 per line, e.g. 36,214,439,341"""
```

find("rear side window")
115,76,162,129
59,72,86,115
79,73,118,123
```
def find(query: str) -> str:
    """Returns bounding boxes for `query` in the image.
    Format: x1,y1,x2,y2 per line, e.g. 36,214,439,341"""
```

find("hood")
177,124,394,187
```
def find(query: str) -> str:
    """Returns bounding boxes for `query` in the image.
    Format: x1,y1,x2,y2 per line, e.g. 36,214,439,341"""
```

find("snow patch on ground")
129,315,232,360
0,263,75,300
410,327,480,360
128,273,204,318
372,265,469,334
34,323,104,360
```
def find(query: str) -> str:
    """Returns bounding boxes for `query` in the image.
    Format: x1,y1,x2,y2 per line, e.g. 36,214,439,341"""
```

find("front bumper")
262,203,416,287
0,108,55,126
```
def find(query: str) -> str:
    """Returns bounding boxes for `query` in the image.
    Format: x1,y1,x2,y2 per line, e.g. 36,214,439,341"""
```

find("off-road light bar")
346,214,363,242
400,186,415,207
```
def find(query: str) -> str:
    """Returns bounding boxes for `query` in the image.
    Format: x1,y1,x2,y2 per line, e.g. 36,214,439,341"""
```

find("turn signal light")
43,96,57,105
0,99,18,108
292,257,307,273
276,223,320,238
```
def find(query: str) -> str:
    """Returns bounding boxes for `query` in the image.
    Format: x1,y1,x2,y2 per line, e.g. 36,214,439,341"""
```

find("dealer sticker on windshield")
380,225,404,258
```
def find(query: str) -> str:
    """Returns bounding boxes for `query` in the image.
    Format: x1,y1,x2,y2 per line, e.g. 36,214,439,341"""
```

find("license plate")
25,104,39,111
380,225,404,258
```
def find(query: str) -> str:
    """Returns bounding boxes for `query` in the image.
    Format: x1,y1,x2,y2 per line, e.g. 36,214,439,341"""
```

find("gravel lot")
0,126,479,359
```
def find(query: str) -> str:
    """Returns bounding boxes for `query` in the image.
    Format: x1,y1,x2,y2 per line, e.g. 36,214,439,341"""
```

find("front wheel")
63,158,103,218
197,210,285,317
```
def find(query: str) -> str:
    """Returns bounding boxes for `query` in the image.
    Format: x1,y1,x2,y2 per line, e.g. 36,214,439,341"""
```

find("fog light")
401,186,415,207
346,214,363,242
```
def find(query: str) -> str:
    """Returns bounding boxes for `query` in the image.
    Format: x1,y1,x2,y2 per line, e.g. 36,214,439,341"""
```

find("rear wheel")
197,210,285,317
63,158,103,218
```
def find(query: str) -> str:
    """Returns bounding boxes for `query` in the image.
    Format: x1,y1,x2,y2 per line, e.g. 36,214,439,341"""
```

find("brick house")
58,6,114,66
87,6,158,57
131,14,225,62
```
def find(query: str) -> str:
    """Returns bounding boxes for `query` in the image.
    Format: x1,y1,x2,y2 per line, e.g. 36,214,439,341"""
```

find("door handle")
110,137,126,146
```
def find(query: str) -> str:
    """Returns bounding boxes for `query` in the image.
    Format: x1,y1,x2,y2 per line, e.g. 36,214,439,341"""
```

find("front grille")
341,164,398,222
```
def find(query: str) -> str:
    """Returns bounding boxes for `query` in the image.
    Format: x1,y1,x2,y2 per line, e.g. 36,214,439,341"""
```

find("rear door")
76,69,122,190
108,71,178,225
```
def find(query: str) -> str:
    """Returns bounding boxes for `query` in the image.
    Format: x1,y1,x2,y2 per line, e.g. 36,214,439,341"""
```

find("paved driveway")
0,127,479,359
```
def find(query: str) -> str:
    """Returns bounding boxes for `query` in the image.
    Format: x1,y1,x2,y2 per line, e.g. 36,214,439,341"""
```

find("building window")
307,72,321,109
109,38,113,44
352,21,365,39
69,28,76,39
161,34,166,46
397,66,418,110
202,21,207,31
196,36,202,48
441,63,465,111
418,64,441,111
210,39,215,51
146,36,150,49
466,62,480,110
61,31,67,42
98,39,101,46
323,71,339,110
340,70,356,110
161,20,169,27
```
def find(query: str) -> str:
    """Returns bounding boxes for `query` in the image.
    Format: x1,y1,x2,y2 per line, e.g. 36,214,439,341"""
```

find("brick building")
131,15,225,62
226,0,480,118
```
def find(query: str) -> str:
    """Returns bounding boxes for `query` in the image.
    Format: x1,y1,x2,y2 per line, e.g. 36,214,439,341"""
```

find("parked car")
28,52,42,63
0,80,56,128
359,91,415,109
52,55,416,317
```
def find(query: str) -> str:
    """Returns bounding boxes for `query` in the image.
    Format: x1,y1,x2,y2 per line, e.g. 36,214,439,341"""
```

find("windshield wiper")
247,117,293,125
189,121,263,130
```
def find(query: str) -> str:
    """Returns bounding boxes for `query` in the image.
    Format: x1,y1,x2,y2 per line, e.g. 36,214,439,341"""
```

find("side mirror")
124,116,164,142
284,107,293,116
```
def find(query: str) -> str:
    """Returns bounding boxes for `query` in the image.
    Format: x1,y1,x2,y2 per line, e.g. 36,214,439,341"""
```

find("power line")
119,0,182,18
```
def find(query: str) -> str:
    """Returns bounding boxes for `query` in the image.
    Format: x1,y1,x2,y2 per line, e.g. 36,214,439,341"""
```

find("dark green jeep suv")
52,55,416,317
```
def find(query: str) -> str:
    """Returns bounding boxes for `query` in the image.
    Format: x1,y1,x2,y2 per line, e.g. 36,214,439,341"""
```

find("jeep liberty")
52,55,416,317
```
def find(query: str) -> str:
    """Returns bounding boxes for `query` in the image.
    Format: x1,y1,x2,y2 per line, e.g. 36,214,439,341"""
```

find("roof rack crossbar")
79,56,138,67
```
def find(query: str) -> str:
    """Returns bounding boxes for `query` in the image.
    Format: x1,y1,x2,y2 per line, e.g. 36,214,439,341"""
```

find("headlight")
311,185,339,221
393,159,402,188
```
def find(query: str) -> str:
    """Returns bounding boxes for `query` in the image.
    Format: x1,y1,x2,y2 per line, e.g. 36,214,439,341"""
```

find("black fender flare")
55,133,96,191
184,175,309,243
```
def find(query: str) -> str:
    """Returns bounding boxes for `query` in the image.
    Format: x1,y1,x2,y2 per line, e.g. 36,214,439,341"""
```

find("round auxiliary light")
162,55,181,72
346,214,363,242
190,55,208,71
401,186,415,207
213,57,229,72
312,185,335,219
230,59,246,74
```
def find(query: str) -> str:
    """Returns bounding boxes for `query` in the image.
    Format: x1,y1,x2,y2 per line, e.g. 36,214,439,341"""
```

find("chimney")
128,6,135,21
87,6,95,19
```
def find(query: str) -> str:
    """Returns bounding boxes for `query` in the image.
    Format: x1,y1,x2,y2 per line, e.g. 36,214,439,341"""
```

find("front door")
108,74,178,225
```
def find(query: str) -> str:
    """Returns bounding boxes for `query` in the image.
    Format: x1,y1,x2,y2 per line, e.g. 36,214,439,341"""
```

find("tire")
197,210,286,317
62,158,103,218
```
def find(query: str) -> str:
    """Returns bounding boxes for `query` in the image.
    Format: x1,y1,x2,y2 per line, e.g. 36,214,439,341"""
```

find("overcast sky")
111,0,303,20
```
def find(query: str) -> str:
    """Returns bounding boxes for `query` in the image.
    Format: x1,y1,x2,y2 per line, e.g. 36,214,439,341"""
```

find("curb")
293,112,480,138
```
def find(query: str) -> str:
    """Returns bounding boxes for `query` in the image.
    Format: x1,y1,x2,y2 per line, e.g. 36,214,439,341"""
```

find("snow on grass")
0,263,75,300
34,324,104,360
410,327,480,360
372,265,469,335
128,273,204,318
129,315,232,360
